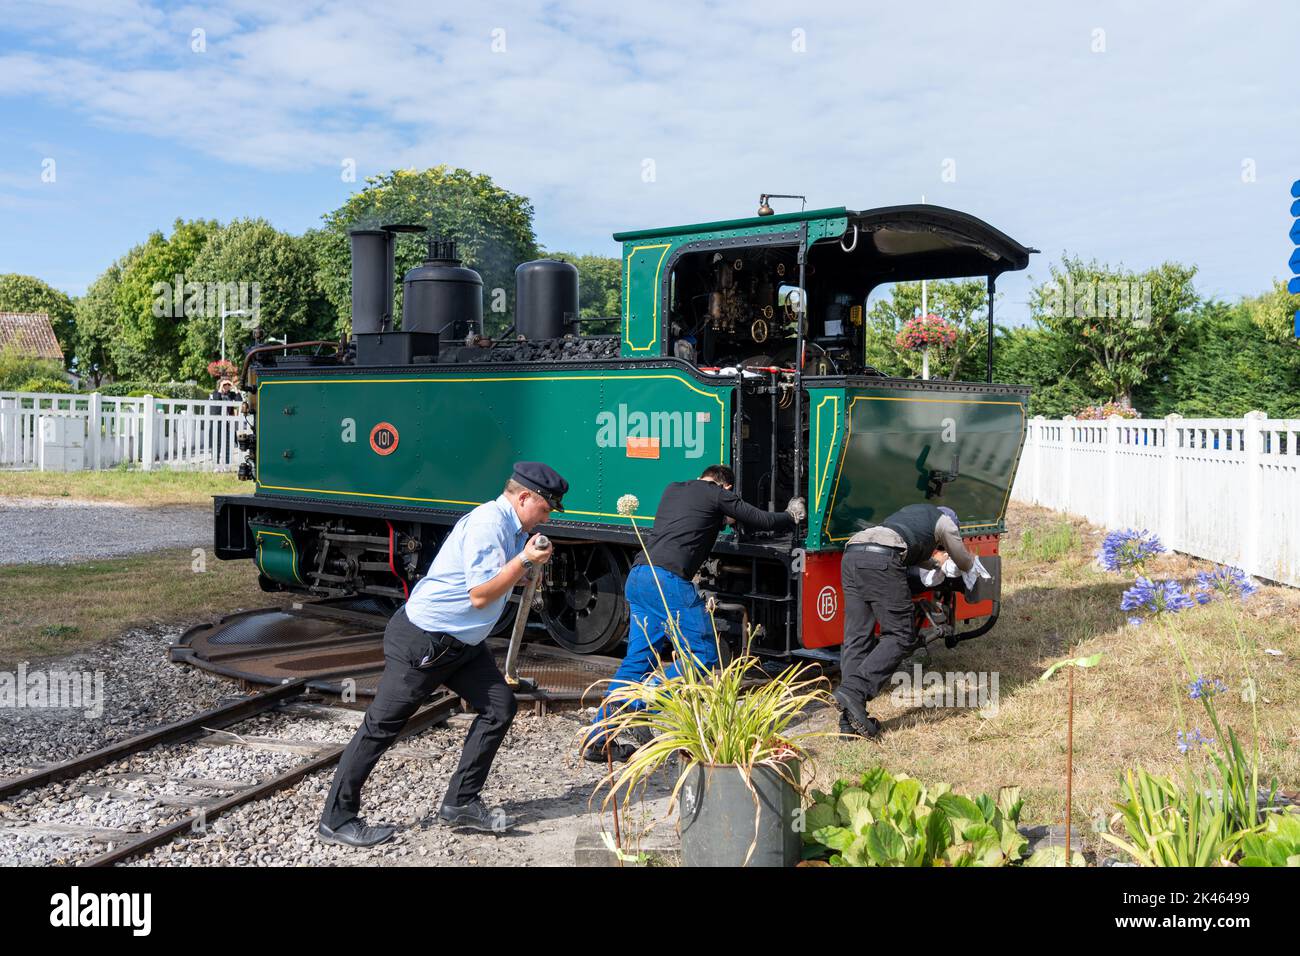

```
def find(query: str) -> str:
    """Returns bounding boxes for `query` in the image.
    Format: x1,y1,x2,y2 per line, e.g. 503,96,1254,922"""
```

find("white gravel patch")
0,497,210,565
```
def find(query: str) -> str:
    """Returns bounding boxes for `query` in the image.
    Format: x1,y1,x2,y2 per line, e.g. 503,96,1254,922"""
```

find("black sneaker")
317,817,396,848
832,686,882,739
582,741,636,764
623,725,655,746
437,797,515,833
838,711,882,739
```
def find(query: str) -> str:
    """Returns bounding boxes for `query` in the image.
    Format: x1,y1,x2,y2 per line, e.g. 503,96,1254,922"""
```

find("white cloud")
0,0,1296,309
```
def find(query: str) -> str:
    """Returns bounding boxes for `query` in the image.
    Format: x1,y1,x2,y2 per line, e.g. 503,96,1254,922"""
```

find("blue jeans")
588,564,718,745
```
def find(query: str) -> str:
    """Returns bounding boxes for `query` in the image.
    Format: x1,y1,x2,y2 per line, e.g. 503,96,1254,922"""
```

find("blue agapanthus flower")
1194,566,1259,603
1127,616,1143,627
1098,528,1165,573
1177,728,1214,754
1121,577,1195,617
1188,676,1227,700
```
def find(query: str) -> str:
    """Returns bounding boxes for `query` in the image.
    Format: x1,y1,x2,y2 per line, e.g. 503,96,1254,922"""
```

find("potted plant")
584,494,835,867
589,633,833,866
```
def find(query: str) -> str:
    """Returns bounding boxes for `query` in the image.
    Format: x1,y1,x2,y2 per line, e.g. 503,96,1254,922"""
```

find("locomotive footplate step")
172,601,620,704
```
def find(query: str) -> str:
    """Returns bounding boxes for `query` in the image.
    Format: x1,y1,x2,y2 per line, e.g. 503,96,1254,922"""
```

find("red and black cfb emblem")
369,422,399,456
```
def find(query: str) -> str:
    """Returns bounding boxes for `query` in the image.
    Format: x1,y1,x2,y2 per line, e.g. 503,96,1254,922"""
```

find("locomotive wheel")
539,542,629,655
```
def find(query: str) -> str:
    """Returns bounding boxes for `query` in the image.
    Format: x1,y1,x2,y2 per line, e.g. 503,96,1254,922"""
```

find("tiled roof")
0,312,64,361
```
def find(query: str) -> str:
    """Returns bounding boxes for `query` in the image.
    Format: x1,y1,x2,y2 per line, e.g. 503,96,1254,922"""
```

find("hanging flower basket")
896,313,957,350
207,359,239,382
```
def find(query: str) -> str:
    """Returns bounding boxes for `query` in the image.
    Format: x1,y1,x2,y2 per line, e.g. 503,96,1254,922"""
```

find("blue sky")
1,0,1297,326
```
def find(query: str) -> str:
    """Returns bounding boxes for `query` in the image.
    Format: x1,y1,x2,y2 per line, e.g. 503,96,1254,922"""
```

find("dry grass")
807,501,1300,857
0,548,292,667
0,469,244,507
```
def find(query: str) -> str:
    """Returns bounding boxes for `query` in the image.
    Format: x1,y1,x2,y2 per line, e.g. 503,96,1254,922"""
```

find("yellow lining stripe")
255,529,303,584
623,243,671,352
812,394,840,504
824,394,1026,540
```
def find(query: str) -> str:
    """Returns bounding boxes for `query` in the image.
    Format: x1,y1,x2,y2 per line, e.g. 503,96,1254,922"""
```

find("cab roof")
613,203,1035,278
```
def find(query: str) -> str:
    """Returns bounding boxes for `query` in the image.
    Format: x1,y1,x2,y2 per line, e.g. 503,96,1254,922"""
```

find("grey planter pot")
678,760,802,867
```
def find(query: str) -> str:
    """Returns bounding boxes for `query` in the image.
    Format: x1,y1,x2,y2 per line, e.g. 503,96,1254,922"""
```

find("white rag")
919,555,994,591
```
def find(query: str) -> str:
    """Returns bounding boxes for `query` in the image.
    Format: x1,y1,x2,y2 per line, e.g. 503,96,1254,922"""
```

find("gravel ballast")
0,625,676,867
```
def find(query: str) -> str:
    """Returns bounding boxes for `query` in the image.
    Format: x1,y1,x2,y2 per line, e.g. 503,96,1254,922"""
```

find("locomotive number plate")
369,422,400,456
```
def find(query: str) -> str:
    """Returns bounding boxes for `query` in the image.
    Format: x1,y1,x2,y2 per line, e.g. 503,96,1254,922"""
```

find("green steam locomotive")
215,201,1033,659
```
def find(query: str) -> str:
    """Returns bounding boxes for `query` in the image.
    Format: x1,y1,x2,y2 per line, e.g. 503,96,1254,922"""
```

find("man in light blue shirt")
319,462,566,847
403,494,530,643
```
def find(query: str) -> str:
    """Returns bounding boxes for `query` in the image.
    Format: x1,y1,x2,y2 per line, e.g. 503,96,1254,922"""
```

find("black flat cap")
512,461,568,511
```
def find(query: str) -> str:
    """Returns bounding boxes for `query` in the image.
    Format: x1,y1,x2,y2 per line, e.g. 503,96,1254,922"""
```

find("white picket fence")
0,390,243,472
1010,411,1300,587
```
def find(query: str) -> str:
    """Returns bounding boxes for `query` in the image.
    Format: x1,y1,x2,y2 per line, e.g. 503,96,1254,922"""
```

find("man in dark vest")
833,503,974,738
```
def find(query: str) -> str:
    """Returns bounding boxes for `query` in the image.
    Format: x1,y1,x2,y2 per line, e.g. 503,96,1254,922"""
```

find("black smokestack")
349,229,394,335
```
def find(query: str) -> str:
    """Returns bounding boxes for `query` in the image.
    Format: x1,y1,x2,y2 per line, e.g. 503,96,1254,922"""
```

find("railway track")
0,680,459,867
171,597,624,710
1,597,627,867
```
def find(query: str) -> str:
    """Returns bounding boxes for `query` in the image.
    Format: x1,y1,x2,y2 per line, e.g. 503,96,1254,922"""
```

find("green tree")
993,324,1104,417
547,251,621,333
863,279,991,380
1241,279,1300,345
113,219,222,380
314,166,539,337
74,246,143,386
1030,255,1199,406
1133,299,1300,418
180,219,336,379
0,273,76,367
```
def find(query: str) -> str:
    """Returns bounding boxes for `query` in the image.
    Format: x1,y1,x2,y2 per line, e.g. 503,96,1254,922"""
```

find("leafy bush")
0,347,66,391
97,380,208,399
802,767,1034,867
1238,809,1300,867
15,376,73,394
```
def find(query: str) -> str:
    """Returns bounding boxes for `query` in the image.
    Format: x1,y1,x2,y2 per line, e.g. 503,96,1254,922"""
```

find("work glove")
785,497,807,523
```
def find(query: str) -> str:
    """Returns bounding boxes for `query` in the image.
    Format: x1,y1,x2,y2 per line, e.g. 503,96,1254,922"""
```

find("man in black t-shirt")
584,464,805,761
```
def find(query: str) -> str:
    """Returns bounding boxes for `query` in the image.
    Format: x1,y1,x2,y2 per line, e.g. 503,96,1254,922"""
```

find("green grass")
0,548,292,665
1006,518,1082,564
807,501,1300,860
0,469,244,507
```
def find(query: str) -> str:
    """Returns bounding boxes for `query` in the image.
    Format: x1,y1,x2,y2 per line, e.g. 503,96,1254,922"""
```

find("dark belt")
844,543,904,556
399,608,467,651
425,630,465,651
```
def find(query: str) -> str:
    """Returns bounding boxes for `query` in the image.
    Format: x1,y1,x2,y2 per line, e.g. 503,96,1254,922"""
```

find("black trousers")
320,608,518,829
838,548,919,705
